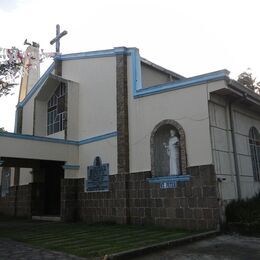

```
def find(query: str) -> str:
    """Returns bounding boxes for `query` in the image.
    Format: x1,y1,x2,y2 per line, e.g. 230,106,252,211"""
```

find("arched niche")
150,119,187,177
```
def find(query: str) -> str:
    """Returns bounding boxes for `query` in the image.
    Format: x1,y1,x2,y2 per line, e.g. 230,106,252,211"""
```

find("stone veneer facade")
0,184,31,217
0,164,219,230
61,164,219,230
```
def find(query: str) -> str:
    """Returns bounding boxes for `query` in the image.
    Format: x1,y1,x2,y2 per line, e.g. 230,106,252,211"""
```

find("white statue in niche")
163,129,180,175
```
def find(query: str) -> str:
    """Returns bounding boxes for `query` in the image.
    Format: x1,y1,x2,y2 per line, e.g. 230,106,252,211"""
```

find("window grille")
249,127,260,181
1,167,11,197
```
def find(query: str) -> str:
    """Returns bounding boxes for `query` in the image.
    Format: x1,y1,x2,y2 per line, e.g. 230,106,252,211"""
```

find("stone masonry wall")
61,179,79,222
0,184,31,217
62,164,219,230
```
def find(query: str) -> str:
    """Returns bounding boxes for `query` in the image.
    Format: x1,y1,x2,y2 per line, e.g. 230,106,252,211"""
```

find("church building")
0,46,260,230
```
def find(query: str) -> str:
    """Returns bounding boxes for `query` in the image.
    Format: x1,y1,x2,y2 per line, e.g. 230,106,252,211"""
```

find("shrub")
226,192,260,224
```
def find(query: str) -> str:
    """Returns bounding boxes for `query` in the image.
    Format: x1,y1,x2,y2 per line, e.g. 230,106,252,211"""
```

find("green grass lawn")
0,217,192,258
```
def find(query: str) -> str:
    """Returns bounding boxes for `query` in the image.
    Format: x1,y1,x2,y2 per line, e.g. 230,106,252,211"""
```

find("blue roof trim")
134,71,229,98
0,132,78,145
57,47,133,61
18,63,55,108
130,48,230,98
0,131,117,146
79,131,117,145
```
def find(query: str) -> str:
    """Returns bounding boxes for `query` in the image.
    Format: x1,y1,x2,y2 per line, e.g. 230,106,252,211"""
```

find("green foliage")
0,127,6,132
237,68,260,94
226,192,260,224
0,61,21,97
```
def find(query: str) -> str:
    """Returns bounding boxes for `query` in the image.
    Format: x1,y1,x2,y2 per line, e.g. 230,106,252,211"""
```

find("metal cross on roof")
50,24,68,54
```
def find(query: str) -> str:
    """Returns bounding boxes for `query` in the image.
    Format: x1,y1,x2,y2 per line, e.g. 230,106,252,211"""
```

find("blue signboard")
85,157,109,192
147,175,191,189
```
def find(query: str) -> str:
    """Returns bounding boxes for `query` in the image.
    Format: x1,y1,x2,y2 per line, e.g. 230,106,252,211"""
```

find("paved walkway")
133,234,260,260
0,239,87,260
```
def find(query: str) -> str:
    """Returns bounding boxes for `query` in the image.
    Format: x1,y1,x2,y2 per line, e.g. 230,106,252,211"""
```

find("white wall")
19,168,33,185
62,57,117,140
66,81,79,140
128,56,217,173
21,69,55,135
77,137,117,178
22,100,35,135
62,57,118,177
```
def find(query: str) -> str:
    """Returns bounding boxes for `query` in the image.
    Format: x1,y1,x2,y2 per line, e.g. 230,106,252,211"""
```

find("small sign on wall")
85,156,109,192
160,181,176,189
147,175,190,189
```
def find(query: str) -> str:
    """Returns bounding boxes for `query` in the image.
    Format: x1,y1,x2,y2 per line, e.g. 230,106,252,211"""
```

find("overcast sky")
1,0,260,131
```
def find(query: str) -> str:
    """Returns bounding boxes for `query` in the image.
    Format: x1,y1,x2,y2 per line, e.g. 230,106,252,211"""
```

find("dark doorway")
44,163,64,215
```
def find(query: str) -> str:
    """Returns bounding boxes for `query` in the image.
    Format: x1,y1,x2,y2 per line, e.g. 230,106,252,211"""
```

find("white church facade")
0,46,259,229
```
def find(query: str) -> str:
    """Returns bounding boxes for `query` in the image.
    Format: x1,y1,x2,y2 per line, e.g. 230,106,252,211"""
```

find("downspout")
228,100,241,200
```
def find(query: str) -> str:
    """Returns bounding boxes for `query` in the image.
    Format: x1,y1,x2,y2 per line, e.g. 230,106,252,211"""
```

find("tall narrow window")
47,82,66,135
249,127,260,181
1,167,11,197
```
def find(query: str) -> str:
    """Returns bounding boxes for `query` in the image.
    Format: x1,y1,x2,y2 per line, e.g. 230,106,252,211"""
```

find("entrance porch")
0,132,79,219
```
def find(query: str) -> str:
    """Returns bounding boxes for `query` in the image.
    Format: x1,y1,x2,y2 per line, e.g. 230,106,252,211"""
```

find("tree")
0,61,22,97
0,44,55,97
237,68,260,94
0,127,7,132
0,47,23,97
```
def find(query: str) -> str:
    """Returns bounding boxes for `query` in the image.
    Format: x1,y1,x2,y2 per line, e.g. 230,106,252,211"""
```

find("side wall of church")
128,56,216,173
209,94,260,201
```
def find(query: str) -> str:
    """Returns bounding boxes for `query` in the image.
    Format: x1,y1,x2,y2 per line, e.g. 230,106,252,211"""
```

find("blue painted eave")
56,47,135,61
0,131,78,145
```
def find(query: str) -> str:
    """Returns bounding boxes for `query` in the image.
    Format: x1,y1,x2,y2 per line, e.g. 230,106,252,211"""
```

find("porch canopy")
0,132,78,167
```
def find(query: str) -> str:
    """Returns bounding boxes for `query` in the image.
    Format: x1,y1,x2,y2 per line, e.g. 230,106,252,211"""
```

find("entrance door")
44,164,64,215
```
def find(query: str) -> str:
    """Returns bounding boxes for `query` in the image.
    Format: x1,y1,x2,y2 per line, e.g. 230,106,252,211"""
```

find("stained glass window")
47,82,66,135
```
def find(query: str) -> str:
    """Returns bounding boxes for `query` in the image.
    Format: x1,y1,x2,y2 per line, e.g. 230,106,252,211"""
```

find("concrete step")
32,216,61,222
